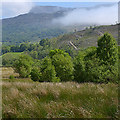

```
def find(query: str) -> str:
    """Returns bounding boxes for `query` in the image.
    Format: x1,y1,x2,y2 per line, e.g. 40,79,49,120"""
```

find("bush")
13,54,33,78
73,51,86,82
49,49,74,81
41,57,60,82
74,47,96,82
9,75,14,79
30,67,42,82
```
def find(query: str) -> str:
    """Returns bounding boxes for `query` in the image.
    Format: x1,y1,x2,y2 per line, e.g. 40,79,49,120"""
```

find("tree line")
13,33,118,83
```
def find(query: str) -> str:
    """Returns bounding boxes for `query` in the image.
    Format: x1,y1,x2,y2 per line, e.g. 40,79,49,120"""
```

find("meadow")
2,67,119,118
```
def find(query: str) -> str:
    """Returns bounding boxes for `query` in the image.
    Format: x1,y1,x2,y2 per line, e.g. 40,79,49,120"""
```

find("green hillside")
2,24,119,63
1,52,23,66
52,24,118,50
2,6,93,45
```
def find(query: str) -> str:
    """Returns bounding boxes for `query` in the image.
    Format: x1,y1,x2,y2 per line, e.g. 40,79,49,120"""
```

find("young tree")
30,67,42,82
97,33,118,82
49,49,74,81
41,57,60,82
13,54,33,78
97,32,118,65
74,50,86,82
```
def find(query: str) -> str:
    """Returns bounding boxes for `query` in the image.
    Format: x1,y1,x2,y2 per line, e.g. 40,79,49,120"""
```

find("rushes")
2,81,118,118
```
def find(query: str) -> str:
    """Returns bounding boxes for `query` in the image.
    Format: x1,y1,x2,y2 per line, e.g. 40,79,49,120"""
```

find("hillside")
2,24,119,63
2,6,91,45
2,13,66,45
1,52,23,66
50,24,118,50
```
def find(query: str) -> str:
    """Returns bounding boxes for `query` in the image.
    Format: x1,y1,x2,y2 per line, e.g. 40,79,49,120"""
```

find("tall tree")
13,54,33,78
49,49,74,81
96,33,118,82
41,57,60,82
97,32,118,65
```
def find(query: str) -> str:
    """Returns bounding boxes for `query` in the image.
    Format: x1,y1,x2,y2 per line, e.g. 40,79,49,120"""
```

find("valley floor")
2,78,118,118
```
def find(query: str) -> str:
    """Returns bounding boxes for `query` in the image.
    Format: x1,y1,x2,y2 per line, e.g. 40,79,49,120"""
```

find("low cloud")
53,4,118,26
2,0,34,19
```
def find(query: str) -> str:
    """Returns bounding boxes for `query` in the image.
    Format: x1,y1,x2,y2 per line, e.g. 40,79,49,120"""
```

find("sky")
0,0,119,25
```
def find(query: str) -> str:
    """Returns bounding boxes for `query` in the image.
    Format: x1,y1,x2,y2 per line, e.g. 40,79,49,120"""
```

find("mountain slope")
51,24,118,50
2,6,74,45
2,6,119,47
2,6,90,45
2,12,66,45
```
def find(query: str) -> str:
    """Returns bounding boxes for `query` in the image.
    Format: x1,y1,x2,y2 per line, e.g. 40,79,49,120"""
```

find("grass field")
2,81,118,118
1,67,119,118
1,67,19,78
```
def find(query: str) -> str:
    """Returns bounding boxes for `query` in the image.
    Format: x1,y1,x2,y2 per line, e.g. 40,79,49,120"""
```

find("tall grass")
2,67,19,78
2,79,118,118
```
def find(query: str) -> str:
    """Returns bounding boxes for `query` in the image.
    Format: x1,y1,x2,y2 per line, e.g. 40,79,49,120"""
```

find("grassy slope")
2,78,118,118
2,52,23,60
51,24,118,49
1,52,23,66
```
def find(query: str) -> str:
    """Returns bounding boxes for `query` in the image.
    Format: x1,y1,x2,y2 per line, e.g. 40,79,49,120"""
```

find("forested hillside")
2,6,88,45
2,24,119,62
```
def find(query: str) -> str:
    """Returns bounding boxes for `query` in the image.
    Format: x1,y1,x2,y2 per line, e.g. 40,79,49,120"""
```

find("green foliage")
50,49,74,81
84,33,118,83
2,45,10,54
49,49,68,58
74,32,118,83
74,47,97,82
13,54,33,78
2,30,118,83
39,38,50,47
74,50,86,82
97,33,118,82
9,75,14,79
84,51,103,82
29,50,38,59
97,32,118,65
41,57,60,82
19,43,28,52
30,67,42,82
2,52,23,66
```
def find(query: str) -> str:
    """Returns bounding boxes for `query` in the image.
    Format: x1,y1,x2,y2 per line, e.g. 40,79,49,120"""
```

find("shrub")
50,49,74,81
73,50,86,82
13,54,33,78
9,75,14,79
74,47,96,82
41,57,60,82
30,67,42,82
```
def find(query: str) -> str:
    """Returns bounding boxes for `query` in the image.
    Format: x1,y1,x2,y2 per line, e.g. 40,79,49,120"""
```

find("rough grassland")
2,78,118,118
1,67,19,78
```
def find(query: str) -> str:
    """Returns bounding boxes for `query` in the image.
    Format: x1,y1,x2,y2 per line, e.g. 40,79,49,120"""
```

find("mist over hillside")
2,4,118,45
2,6,86,45
30,6,74,14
